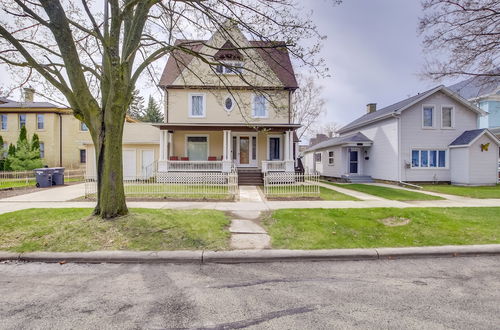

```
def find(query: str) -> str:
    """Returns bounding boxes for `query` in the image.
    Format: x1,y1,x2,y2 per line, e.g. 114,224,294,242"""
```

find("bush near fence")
264,172,320,198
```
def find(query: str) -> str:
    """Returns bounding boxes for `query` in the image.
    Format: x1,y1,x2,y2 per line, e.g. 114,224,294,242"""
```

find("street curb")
1,245,499,265
203,249,378,263
17,251,202,264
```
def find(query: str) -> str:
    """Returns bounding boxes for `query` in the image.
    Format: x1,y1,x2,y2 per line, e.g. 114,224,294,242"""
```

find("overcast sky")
303,0,449,127
1,0,457,128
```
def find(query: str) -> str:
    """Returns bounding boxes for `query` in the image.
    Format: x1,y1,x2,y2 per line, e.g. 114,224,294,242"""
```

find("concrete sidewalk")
0,183,86,202
2,197,500,215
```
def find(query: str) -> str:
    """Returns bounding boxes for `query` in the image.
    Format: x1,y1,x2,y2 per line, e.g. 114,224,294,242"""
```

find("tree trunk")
92,110,128,219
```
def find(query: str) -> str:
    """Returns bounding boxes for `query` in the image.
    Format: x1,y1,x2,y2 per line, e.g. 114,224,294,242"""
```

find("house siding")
342,117,399,181
467,135,499,185
400,91,479,182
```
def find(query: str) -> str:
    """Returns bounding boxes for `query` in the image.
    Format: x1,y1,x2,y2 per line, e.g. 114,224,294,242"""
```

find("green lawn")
263,207,500,249
422,184,500,199
325,182,443,201
265,186,357,201
0,180,36,189
0,208,230,252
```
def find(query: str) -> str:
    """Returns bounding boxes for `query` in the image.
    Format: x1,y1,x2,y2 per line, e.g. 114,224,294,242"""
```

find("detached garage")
449,129,500,185
85,123,160,179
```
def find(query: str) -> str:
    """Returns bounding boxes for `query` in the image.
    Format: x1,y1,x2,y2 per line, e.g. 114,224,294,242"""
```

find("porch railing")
263,172,320,197
85,164,238,199
262,160,295,173
157,160,223,172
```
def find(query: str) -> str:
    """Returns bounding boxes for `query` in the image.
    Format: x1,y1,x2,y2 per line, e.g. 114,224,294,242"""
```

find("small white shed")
449,129,500,185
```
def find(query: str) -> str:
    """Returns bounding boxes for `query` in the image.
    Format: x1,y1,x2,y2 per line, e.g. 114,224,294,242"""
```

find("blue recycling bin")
34,168,53,188
51,167,65,185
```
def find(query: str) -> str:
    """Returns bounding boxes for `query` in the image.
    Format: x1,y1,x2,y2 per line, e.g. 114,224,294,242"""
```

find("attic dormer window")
215,61,244,75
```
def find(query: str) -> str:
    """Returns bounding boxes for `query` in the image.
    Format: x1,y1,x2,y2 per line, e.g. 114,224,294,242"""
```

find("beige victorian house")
155,23,300,178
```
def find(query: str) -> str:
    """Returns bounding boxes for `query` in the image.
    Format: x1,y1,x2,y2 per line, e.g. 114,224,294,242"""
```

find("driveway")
0,256,498,329
0,183,86,202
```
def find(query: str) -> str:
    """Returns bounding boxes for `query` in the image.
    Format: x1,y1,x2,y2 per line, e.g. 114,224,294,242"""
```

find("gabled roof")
447,72,500,100
159,39,298,89
0,97,14,104
338,85,486,134
449,128,500,147
304,132,372,153
0,100,60,108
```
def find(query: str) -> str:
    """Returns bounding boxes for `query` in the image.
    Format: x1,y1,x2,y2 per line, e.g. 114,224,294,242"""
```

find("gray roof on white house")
304,132,372,153
447,73,500,100
449,128,500,147
338,85,486,134
449,129,487,146
338,86,443,134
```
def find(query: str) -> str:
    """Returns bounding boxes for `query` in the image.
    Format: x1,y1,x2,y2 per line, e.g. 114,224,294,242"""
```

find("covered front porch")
155,123,300,173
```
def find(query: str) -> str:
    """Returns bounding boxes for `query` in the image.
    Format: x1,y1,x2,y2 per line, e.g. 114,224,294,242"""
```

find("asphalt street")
0,256,499,329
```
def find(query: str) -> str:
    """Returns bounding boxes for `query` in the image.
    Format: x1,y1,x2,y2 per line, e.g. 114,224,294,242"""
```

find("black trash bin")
51,167,65,185
34,168,53,188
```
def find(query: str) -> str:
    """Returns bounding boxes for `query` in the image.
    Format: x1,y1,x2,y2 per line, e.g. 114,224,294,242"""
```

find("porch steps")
341,175,374,183
237,168,264,186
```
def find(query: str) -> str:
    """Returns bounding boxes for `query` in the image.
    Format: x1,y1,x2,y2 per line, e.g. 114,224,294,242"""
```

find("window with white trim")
189,94,205,117
80,121,88,131
0,114,7,130
224,96,234,112
19,114,26,129
37,114,44,130
39,142,45,158
328,151,334,165
441,106,453,128
411,149,446,168
253,94,267,118
215,61,244,75
423,106,434,128
315,152,322,162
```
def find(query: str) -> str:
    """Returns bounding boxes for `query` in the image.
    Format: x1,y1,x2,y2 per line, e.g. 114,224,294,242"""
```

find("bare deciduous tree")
291,74,326,140
419,0,500,80
0,0,328,218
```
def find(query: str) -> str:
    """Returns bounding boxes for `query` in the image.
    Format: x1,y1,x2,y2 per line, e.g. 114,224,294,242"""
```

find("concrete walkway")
317,181,388,201
238,186,264,202
228,211,270,249
1,183,86,202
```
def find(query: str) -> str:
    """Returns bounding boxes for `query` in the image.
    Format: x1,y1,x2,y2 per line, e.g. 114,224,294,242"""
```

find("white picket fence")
263,172,320,197
85,170,239,199
0,168,85,188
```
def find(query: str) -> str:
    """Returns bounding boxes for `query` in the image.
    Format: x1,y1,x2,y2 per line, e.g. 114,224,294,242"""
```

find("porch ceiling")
154,123,301,132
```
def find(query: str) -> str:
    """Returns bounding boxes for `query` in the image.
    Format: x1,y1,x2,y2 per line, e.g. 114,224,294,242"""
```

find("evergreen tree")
6,139,43,171
31,133,40,151
142,96,164,123
3,143,16,171
127,90,145,120
17,125,27,148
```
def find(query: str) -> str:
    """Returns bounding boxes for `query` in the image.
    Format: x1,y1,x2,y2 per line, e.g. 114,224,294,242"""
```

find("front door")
239,137,250,165
234,135,257,167
349,149,359,174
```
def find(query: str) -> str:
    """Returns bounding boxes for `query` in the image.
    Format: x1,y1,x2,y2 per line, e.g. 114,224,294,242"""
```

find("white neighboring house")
303,85,500,185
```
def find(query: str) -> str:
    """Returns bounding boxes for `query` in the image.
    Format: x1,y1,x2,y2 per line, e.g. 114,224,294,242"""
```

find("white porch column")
168,131,173,158
284,130,295,172
222,130,232,172
159,130,166,161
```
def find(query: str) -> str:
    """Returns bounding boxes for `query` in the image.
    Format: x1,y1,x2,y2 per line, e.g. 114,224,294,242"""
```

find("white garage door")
142,150,154,178
123,150,136,180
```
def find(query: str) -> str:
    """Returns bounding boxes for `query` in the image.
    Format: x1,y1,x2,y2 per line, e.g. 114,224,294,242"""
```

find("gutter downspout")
392,113,402,182
58,113,62,167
